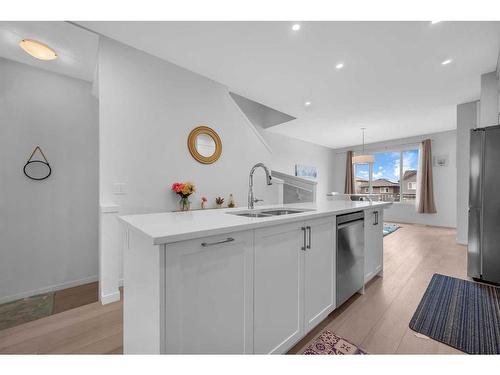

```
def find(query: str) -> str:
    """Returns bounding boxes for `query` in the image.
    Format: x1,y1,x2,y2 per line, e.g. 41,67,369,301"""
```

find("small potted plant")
215,196,224,209
171,181,196,211
201,196,207,209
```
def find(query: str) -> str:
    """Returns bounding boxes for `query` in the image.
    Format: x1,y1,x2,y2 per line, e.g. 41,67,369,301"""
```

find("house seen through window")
354,148,419,202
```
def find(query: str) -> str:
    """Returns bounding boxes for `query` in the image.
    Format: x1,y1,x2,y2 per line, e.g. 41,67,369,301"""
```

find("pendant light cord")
361,127,366,153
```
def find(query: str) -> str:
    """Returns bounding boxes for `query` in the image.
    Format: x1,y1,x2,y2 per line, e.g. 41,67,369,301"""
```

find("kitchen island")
119,200,391,354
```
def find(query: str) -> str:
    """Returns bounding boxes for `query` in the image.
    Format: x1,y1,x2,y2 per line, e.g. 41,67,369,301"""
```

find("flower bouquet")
171,181,196,211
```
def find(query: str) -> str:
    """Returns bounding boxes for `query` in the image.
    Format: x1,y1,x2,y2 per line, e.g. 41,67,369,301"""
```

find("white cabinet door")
254,222,305,354
364,209,375,282
304,216,336,332
364,209,384,283
374,210,384,275
165,231,254,354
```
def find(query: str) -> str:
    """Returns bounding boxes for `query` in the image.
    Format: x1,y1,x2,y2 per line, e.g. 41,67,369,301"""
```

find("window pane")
402,149,419,202
354,163,369,194
372,151,401,202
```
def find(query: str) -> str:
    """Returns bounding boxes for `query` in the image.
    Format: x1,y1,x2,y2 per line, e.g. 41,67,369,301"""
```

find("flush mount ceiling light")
441,59,453,65
430,21,441,24
292,24,301,31
335,63,344,70
19,39,57,61
304,101,312,106
352,128,374,164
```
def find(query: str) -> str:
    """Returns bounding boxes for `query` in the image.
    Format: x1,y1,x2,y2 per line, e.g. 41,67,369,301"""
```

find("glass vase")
179,196,191,211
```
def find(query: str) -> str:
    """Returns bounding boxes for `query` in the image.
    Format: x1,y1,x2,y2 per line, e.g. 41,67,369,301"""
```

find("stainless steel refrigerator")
468,125,500,285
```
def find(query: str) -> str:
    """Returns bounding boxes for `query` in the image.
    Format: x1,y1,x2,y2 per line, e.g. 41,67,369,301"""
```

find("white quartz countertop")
119,201,392,245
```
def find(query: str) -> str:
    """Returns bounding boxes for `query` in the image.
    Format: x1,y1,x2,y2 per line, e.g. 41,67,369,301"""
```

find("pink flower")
201,196,207,202
171,182,184,193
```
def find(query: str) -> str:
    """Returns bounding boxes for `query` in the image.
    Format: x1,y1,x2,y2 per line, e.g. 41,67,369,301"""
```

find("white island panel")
120,201,391,354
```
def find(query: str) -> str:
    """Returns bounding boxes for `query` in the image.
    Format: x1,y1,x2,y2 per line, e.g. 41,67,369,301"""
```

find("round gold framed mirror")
187,126,222,164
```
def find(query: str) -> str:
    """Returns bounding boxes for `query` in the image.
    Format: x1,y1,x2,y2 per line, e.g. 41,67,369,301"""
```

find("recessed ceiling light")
441,59,452,65
292,24,301,31
431,21,441,24
335,63,344,70
19,39,57,61
304,101,312,106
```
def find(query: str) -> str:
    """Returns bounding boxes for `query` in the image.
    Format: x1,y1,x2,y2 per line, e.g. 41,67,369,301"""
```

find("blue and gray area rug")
410,274,500,354
383,223,400,236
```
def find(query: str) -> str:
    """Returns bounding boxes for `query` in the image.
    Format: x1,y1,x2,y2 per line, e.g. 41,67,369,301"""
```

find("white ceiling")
78,21,500,148
0,21,98,82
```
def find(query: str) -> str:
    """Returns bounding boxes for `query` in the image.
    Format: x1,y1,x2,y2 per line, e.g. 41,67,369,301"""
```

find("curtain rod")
334,138,432,155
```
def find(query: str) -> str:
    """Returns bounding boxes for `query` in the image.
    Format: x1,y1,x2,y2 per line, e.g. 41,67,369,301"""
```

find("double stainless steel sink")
229,208,313,218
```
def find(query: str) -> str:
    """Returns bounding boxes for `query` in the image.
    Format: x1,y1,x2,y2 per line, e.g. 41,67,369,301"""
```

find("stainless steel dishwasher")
336,211,365,307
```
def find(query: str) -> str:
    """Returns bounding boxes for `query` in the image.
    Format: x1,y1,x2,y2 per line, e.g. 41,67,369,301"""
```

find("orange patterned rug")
301,330,367,355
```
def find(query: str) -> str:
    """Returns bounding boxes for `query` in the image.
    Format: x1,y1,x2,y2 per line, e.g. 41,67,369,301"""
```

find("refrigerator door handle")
467,129,484,280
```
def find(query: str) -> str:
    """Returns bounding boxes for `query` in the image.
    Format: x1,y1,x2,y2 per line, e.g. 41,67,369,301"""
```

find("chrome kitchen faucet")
248,163,272,209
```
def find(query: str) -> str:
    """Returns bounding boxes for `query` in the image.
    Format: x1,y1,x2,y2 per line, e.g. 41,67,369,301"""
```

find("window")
354,148,419,202
401,149,419,202
354,163,369,195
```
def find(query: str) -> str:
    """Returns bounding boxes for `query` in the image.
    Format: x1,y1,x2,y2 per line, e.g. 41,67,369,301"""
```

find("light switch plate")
113,183,127,195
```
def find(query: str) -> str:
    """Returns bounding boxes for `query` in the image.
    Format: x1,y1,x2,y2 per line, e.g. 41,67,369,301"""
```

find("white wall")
99,38,335,212
479,71,499,127
456,101,479,245
332,130,457,228
0,58,99,303
263,131,334,201
98,38,335,301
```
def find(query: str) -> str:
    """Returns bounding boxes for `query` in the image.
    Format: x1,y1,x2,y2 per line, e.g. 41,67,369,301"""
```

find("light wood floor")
289,223,466,354
53,282,98,315
0,291,123,354
0,223,466,354
0,282,99,332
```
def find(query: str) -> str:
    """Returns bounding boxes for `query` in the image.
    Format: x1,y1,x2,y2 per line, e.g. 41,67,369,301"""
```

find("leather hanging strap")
27,146,49,164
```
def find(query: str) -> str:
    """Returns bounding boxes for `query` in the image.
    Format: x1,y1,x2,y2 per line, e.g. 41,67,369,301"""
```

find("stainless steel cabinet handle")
201,237,235,247
306,226,311,249
301,227,306,251
373,211,379,226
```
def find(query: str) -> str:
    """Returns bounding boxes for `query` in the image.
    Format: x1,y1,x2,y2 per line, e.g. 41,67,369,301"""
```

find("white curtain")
415,142,423,210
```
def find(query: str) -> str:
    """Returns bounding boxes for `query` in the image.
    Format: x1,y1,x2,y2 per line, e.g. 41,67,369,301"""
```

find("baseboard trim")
100,290,121,305
0,275,98,305
100,279,123,305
